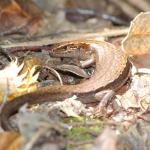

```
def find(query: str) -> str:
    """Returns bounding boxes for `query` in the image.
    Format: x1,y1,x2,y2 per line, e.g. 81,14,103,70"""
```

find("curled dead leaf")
122,12,150,56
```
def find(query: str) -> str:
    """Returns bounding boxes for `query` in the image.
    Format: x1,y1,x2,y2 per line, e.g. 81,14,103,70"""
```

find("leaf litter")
0,1,150,150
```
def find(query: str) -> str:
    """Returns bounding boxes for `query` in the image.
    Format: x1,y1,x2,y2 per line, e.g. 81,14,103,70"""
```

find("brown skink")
0,40,131,131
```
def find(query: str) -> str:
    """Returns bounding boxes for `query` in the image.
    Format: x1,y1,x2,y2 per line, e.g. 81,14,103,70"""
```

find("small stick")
0,28,129,52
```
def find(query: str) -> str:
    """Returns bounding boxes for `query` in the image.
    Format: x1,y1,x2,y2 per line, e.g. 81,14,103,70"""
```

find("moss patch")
64,117,104,150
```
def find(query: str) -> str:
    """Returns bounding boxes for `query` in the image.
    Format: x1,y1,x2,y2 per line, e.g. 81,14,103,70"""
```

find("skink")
0,39,131,131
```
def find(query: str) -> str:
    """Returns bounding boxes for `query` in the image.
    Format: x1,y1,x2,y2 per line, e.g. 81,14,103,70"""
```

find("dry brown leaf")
0,132,23,150
0,0,42,35
122,12,150,56
116,75,150,111
116,89,139,110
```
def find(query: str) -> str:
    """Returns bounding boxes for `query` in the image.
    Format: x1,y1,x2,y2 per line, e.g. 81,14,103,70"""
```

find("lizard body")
0,39,131,131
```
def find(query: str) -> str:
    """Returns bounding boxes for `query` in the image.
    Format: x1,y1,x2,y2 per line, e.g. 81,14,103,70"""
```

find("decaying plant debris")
0,0,149,150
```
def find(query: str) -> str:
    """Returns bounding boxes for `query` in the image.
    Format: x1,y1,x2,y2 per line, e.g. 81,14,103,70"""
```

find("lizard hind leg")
93,90,115,117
